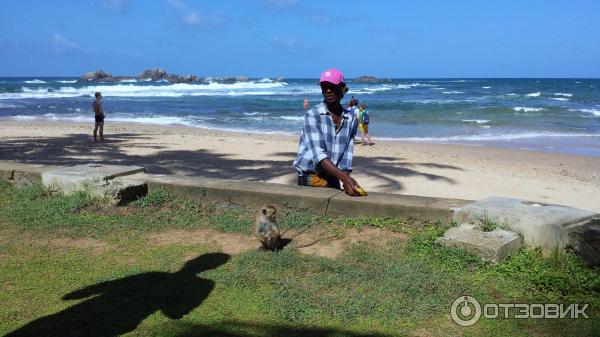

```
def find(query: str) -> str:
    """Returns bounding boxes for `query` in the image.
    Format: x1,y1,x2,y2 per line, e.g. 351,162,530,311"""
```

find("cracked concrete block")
42,164,144,194
437,223,523,263
454,197,600,265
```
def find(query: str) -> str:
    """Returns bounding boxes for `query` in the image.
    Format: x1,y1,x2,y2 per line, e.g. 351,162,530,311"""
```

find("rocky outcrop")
79,68,267,84
138,68,167,80
353,76,392,83
138,68,200,83
80,70,112,82
219,76,251,83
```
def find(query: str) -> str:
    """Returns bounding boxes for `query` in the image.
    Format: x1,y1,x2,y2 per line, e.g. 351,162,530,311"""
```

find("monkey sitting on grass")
254,204,282,251
254,204,336,251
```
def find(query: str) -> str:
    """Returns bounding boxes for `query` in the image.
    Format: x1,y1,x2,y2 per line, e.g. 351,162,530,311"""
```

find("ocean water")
1,77,600,156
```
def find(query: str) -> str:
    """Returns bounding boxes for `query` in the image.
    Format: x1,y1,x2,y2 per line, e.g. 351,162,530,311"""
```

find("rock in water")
353,76,392,83
138,68,167,80
80,70,112,82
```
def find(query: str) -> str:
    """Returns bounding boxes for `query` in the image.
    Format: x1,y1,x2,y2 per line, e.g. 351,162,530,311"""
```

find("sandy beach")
1,119,599,212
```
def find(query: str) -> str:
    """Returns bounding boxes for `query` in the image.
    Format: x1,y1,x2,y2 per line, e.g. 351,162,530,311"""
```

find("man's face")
320,82,344,104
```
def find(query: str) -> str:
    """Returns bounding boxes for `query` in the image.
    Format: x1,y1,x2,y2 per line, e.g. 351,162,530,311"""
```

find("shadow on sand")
1,133,462,191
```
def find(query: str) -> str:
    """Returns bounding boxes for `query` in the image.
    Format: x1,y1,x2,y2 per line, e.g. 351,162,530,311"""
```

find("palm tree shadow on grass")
5,253,230,337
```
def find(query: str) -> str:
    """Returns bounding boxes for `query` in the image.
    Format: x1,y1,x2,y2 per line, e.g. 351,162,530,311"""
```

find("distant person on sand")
93,92,105,142
303,97,309,109
358,103,373,145
293,69,365,196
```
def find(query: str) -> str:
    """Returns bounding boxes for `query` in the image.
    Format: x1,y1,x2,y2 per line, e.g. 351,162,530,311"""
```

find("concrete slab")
436,223,522,263
142,174,339,214
41,164,145,194
87,178,148,206
327,192,470,222
454,197,600,265
0,161,59,186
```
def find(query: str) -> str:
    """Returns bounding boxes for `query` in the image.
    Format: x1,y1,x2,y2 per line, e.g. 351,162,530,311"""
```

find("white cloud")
273,36,311,54
51,34,81,53
259,0,333,26
97,0,128,14
48,33,141,58
166,0,223,29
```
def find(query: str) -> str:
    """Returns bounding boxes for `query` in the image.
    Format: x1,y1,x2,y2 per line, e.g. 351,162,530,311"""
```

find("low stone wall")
0,161,470,222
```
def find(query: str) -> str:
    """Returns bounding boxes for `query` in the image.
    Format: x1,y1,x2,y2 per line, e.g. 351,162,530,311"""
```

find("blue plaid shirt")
293,102,358,174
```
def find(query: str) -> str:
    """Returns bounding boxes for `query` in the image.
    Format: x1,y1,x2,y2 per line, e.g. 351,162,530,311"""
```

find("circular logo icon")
451,295,481,326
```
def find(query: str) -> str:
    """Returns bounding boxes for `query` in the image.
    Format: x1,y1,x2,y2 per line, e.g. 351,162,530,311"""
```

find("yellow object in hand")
355,186,368,196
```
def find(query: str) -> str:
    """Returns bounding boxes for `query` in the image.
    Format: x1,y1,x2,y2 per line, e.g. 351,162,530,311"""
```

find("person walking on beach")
358,103,373,145
293,69,365,196
93,92,105,142
303,97,309,109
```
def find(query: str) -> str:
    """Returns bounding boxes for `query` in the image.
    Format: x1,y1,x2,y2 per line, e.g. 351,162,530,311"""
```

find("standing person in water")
358,103,373,145
303,97,309,109
92,92,105,142
293,69,365,196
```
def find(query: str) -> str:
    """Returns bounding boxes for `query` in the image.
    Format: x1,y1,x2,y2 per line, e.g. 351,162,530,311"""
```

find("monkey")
255,204,338,252
254,204,281,251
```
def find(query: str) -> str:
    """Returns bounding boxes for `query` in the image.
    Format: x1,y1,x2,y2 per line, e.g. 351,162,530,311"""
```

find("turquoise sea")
1,77,599,156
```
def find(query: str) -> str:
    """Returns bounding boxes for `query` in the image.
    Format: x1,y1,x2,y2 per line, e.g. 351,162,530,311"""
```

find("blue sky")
1,0,599,78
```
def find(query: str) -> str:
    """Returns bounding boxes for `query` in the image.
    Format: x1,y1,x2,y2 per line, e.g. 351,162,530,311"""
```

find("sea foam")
379,132,599,143
570,108,600,117
513,107,546,112
24,79,46,84
461,119,490,124
1,81,291,99
526,92,541,97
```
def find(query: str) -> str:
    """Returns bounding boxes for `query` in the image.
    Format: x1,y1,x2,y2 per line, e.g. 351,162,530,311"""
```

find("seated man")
293,69,365,196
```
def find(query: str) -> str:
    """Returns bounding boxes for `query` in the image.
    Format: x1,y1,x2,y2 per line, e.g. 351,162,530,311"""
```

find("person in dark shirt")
93,92,105,142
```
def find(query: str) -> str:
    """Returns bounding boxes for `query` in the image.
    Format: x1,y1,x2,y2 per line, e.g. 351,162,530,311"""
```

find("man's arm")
317,158,360,196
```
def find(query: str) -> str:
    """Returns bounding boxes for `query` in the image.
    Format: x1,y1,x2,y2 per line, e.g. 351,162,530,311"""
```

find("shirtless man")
93,92,105,142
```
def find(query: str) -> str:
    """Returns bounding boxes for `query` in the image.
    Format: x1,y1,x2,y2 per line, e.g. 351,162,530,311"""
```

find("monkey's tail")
285,234,337,249
281,224,313,240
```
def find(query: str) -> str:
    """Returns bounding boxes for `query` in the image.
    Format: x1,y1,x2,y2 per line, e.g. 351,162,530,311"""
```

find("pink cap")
319,69,345,85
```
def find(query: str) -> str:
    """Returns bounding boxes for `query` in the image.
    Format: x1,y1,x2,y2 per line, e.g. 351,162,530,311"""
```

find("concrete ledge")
0,161,59,186
41,164,145,194
1,161,472,221
140,174,340,214
140,173,469,220
327,192,470,222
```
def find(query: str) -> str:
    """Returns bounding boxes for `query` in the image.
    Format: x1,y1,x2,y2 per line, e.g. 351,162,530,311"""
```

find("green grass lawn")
0,181,598,337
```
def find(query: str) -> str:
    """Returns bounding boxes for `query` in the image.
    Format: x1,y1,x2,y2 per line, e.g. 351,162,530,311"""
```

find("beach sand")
1,119,599,212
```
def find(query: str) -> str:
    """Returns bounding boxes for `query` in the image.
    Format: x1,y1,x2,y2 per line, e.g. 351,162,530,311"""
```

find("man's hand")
340,172,362,197
317,159,365,197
